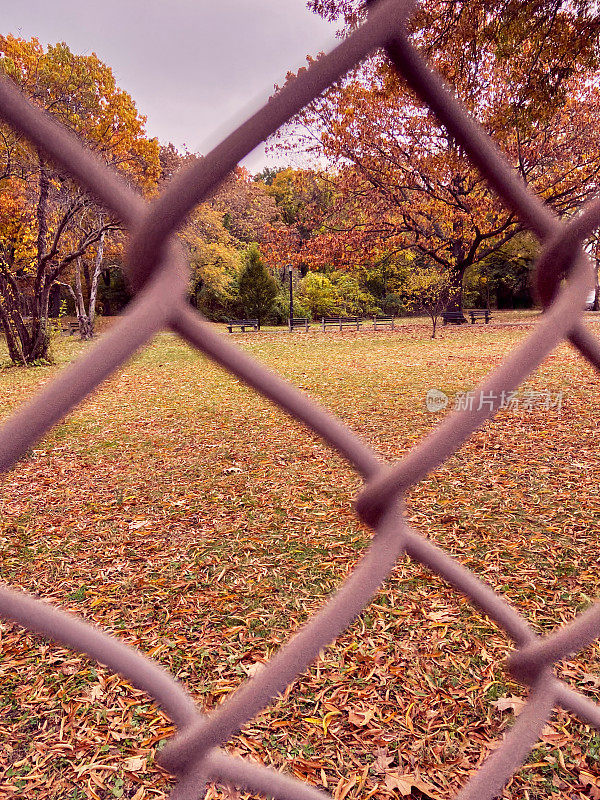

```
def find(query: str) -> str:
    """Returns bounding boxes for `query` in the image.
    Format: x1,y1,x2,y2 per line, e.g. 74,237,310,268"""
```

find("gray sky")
1,1,338,172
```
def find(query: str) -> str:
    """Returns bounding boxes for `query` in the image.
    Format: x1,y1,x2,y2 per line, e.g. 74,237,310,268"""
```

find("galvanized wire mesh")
1,1,600,798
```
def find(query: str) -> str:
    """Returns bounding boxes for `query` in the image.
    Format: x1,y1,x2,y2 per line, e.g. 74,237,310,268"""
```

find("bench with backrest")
321,317,362,331
61,321,80,335
373,316,395,330
289,317,310,331
226,319,258,333
468,309,491,324
442,311,467,325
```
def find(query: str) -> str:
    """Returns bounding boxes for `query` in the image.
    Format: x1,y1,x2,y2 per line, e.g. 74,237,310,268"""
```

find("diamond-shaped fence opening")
1,1,600,799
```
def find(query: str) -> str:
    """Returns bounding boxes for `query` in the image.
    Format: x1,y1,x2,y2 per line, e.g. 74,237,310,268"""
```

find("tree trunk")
594,240,600,311
33,155,50,333
88,231,105,332
26,283,52,362
0,149,113,363
65,237,105,341
0,299,26,365
0,266,54,364
72,260,93,340
445,267,466,313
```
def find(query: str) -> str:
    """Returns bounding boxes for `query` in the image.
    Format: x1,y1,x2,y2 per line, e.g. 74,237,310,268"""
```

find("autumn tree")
238,244,278,328
0,36,160,363
157,146,286,321
403,261,453,338
261,167,337,277
275,1,600,309
464,234,538,309
299,273,340,318
57,229,129,339
212,167,281,245
180,203,242,319
253,166,281,186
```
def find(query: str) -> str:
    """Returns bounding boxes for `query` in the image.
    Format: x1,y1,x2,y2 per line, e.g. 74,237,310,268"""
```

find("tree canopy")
266,2,600,308
0,35,160,362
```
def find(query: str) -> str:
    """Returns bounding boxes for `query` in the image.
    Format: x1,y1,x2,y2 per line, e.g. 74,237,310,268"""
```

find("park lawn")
1,314,600,800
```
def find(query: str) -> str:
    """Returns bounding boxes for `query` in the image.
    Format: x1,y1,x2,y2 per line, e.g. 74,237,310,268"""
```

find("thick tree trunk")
27,284,52,361
0,151,113,363
444,267,466,313
77,315,94,340
5,153,56,364
0,300,26,365
0,269,53,364
33,155,50,333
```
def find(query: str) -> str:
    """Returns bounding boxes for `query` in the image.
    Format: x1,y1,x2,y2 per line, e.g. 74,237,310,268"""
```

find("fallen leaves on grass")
1,325,600,799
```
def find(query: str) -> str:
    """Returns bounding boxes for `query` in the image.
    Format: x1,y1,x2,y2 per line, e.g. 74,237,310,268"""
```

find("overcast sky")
1,0,339,173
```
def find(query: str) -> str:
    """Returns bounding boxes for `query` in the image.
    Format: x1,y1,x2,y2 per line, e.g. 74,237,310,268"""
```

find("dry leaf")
88,684,104,702
372,746,394,774
491,695,527,714
580,770,600,788
385,772,443,799
384,771,414,796
124,755,147,772
348,708,375,727
334,776,356,800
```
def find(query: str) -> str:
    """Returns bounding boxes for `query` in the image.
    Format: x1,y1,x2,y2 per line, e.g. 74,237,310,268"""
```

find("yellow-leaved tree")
0,36,160,363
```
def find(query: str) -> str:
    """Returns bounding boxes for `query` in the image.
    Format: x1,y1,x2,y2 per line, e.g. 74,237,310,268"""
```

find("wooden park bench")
468,308,492,324
321,317,362,331
289,317,310,331
226,319,258,333
61,321,80,335
373,316,395,330
442,311,467,325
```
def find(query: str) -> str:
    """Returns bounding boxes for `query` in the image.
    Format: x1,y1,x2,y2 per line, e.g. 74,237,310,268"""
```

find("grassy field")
1,312,600,800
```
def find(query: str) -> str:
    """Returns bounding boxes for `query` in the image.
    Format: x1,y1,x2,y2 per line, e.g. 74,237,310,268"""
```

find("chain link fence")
1,1,600,798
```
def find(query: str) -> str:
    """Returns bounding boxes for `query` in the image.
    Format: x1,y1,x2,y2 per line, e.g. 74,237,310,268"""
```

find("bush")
298,272,378,319
298,273,340,318
269,291,311,324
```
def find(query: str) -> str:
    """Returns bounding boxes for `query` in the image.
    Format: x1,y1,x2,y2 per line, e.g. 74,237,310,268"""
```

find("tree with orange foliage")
273,1,600,309
260,167,336,276
0,36,160,363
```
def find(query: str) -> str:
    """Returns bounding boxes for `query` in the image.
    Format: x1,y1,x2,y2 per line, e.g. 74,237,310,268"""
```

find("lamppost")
287,263,294,331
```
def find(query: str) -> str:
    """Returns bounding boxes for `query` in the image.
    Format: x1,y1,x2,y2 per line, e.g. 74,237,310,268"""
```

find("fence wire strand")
1,0,600,798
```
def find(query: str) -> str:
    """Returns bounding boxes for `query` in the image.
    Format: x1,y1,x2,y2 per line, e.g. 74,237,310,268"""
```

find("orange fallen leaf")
348,708,375,727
